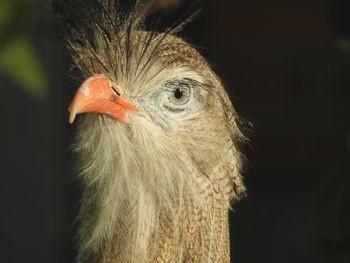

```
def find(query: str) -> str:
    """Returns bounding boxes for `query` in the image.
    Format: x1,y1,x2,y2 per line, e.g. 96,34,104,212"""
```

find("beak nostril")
111,85,122,96
109,81,123,97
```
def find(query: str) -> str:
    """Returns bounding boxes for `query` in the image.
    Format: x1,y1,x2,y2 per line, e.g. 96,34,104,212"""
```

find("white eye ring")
168,86,191,106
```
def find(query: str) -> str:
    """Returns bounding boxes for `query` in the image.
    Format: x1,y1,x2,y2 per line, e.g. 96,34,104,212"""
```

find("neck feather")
74,116,235,263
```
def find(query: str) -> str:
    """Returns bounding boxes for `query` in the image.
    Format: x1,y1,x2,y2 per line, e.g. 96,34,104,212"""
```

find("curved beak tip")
69,112,76,124
68,105,77,124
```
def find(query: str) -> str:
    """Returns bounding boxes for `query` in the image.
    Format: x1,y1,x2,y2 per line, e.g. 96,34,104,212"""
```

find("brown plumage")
53,0,246,262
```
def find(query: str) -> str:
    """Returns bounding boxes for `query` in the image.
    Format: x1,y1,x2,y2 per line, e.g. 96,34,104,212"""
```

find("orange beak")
68,74,138,124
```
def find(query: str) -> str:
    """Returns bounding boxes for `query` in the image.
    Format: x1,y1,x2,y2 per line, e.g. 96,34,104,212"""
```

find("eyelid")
164,80,192,90
165,78,211,89
163,104,186,112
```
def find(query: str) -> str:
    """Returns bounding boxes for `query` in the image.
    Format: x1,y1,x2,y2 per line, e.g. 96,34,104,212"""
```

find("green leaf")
0,0,12,34
0,36,48,99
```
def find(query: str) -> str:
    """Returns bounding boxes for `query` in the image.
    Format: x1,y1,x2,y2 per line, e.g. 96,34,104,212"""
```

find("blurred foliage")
0,0,48,99
0,36,48,98
0,1,12,35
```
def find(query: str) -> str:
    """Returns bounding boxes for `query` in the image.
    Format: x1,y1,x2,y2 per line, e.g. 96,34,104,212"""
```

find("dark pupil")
174,88,183,99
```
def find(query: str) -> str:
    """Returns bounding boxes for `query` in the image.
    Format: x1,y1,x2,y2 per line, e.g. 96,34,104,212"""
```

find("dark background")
1,0,349,262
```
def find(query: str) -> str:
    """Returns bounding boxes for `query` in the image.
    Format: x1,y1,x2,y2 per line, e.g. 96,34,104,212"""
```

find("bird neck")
152,179,232,263
77,170,233,263
75,119,238,262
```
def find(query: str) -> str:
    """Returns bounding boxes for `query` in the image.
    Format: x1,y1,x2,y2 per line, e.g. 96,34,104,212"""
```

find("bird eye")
168,86,191,106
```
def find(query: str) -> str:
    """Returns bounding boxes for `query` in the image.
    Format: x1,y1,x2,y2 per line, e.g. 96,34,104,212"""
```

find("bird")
53,0,246,262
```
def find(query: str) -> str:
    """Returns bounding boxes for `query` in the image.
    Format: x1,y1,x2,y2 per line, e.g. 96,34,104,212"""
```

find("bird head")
54,0,246,259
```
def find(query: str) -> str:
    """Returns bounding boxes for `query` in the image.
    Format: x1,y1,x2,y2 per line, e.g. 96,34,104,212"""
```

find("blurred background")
0,0,349,262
